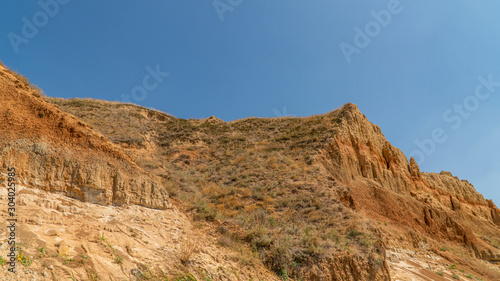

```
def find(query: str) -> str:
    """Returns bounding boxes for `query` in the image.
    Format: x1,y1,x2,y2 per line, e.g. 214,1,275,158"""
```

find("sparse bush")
304,155,314,165
193,196,217,221
17,253,32,267
347,229,362,238
254,209,267,226
266,235,293,275
145,162,159,169
254,234,272,249
217,234,234,248
114,256,123,264
180,237,198,263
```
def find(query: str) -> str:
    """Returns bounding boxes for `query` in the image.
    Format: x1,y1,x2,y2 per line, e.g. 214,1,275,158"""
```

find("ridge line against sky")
1,0,499,204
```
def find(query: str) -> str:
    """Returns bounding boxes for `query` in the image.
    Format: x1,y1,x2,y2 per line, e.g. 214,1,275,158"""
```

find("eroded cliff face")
0,64,170,209
299,246,390,281
319,103,500,260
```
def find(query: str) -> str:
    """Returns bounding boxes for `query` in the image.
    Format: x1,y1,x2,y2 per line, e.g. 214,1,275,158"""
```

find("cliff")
0,63,170,209
319,104,500,260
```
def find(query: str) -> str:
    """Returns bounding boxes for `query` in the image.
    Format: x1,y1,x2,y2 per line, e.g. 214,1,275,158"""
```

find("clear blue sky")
1,1,500,204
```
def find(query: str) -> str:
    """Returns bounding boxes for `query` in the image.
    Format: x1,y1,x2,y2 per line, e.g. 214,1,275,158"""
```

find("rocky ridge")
320,104,500,260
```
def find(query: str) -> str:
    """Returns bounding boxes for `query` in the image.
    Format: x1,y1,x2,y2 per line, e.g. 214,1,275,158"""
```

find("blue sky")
1,0,500,204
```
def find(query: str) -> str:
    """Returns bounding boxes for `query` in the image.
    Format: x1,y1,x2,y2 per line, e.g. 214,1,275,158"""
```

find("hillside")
46,97,500,280
0,63,277,280
0,60,500,280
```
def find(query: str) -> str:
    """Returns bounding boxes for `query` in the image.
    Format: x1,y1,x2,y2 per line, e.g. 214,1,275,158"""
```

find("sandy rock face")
299,248,390,281
0,64,170,210
319,104,500,260
320,103,500,224
320,103,415,194
0,186,276,281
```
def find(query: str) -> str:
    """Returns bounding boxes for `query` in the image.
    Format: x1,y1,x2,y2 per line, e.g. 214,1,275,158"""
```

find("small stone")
131,268,142,276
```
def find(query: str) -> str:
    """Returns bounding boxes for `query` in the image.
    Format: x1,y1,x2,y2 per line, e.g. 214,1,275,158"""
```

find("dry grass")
4,67,45,97
179,236,198,264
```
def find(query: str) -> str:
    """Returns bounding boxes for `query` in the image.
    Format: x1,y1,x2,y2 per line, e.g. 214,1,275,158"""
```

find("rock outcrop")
319,103,500,260
299,247,390,281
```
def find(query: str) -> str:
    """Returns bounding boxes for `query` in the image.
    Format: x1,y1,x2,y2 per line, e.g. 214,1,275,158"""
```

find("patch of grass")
217,234,234,248
484,236,500,249
70,271,77,281
278,268,289,280
180,237,198,264
452,273,460,279
85,266,99,281
51,270,58,281
449,264,457,269
9,68,45,96
436,271,444,276
98,233,115,253
113,256,123,264
173,272,198,281
17,253,32,267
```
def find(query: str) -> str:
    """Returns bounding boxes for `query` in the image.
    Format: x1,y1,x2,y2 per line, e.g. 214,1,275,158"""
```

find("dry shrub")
266,234,294,274
179,236,198,263
218,234,234,248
